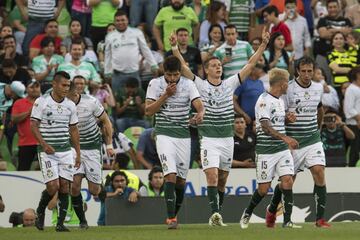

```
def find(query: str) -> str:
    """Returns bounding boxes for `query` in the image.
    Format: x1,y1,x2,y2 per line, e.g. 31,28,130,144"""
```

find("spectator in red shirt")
29,19,62,61
11,80,41,170
262,5,293,52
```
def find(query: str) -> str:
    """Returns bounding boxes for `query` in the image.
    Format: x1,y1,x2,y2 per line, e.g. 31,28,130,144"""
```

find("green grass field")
1,223,360,240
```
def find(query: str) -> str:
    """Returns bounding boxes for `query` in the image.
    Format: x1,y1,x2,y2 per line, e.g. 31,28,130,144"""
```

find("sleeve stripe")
95,109,105,118
69,122,78,126
259,117,270,122
30,117,41,122
237,73,242,84
146,98,156,101
191,96,201,104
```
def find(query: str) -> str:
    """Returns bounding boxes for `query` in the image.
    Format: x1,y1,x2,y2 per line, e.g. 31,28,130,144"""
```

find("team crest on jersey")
261,171,267,180
46,169,53,178
247,137,253,143
162,163,168,172
203,158,209,166
259,103,266,108
304,92,310,100
57,105,63,114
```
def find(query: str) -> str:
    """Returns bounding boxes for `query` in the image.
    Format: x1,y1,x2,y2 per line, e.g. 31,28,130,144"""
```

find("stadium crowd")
0,0,360,229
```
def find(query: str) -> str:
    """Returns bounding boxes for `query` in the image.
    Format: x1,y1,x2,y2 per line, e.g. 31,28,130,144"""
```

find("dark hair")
114,9,128,18
2,59,16,69
3,35,16,43
325,108,339,115
285,0,296,5
234,114,245,120
163,56,182,72
73,75,86,82
296,56,315,70
176,28,188,35
331,31,348,49
250,37,262,45
206,1,226,25
204,56,220,69
148,166,163,181
54,71,71,82
326,0,339,7
314,66,328,83
224,24,237,32
268,32,289,68
111,171,128,185
40,36,55,48
125,78,139,88
106,23,115,30
262,5,279,17
68,19,81,28
44,19,58,31
348,66,360,82
208,24,225,43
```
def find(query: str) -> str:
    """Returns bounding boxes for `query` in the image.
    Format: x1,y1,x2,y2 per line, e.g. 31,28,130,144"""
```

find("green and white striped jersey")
194,74,241,138
0,83,13,119
255,92,288,154
76,94,104,150
57,61,100,83
213,40,253,79
283,80,323,148
31,54,64,82
31,93,78,152
146,76,200,138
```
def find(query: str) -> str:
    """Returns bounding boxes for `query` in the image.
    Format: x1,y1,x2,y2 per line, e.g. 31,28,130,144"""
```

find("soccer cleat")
315,219,331,228
79,221,89,229
208,212,227,226
282,221,302,228
239,209,251,229
166,218,178,230
56,224,70,232
265,206,277,228
35,212,45,231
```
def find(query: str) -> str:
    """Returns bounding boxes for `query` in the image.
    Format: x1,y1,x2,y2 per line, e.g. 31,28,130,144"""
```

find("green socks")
175,185,185,215
245,189,264,216
314,185,327,220
207,186,219,213
71,194,86,223
164,182,176,219
282,189,293,224
37,189,53,214
268,184,282,213
57,192,69,225
218,190,225,211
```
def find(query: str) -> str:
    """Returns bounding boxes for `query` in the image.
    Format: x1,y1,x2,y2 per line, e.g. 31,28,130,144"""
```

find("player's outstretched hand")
189,111,204,125
283,136,299,150
285,112,297,123
43,144,55,155
165,83,177,97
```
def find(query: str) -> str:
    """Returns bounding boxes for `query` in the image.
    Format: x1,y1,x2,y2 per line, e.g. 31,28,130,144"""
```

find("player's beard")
171,2,184,11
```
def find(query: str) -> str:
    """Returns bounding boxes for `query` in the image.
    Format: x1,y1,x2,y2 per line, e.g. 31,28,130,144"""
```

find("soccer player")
145,56,205,229
266,56,331,228
170,28,269,226
66,75,115,229
30,71,80,232
239,68,300,229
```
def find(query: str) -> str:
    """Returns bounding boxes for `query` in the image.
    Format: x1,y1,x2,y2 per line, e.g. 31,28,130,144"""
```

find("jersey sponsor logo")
295,106,317,114
304,91,310,100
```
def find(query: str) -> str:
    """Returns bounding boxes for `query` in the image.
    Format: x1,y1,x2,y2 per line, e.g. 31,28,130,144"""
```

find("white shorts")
38,150,74,183
256,149,294,184
200,137,233,172
155,135,191,179
73,148,102,185
292,142,326,173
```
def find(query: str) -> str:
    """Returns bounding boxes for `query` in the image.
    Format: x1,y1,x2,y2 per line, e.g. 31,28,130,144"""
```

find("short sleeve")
316,17,327,29
234,84,243,97
136,131,147,152
31,58,42,73
188,80,201,102
146,79,159,101
92,97,105,118
154,9,165,26
246,43,254,58
30,97,44,121
69,103,78,125
256,97,271,121
11,99,24,115
90,65,101,83
281,24,292,45
188,7,199,25
29,35,41,49
213,49,223,61
118,133,132,152
224,73,241,91
280,94,289,111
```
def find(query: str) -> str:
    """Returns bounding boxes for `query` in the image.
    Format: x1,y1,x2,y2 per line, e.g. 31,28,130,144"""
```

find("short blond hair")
269,68,289,86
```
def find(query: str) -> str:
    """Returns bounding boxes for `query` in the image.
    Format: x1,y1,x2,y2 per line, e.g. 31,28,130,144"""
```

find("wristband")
171,45,178,51
106,144,113,150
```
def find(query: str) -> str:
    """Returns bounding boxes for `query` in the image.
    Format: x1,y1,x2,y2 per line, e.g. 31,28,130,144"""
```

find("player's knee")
89,185,101,196
46,181,59,195
281,175,293,189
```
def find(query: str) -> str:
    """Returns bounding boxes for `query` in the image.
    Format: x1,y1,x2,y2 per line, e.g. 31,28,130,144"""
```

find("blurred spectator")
153,0,199,52
314,0,352,57
264,32,294,74
101,131,139,170
105,10,158,91
224,0,251,40
347,30,360,64
327,32,357,98
57,39,100,83
69,0,92,38
22,208,36,227
250,37,262,52
73,75,87,94
345,0,360,29
190,0,207,23
0,194,4,212
233,64,265,125
199,1,226,47
214,24,253,79
262,5,293,51
313,67,340,112
136,128,161,169
28,19,62,61
16,0,64,56
32,37,64,93
166,28,203,78
61,19,94,54
254,0,270,24
268,0,304,14
200,23,224,62
143,166,164,197
8,5,27,48
11,80,40,170
98,171,139,226
280,0,311,60
321,110,355,167
90,82,116,110
0,59,31,85
97,23,116,73
0,25,22,55
64,37,100,71
129,0,158,37
0,35,28,68
115,78,150,133
89,0,121,51
344,66,360,167
232,115,256,168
